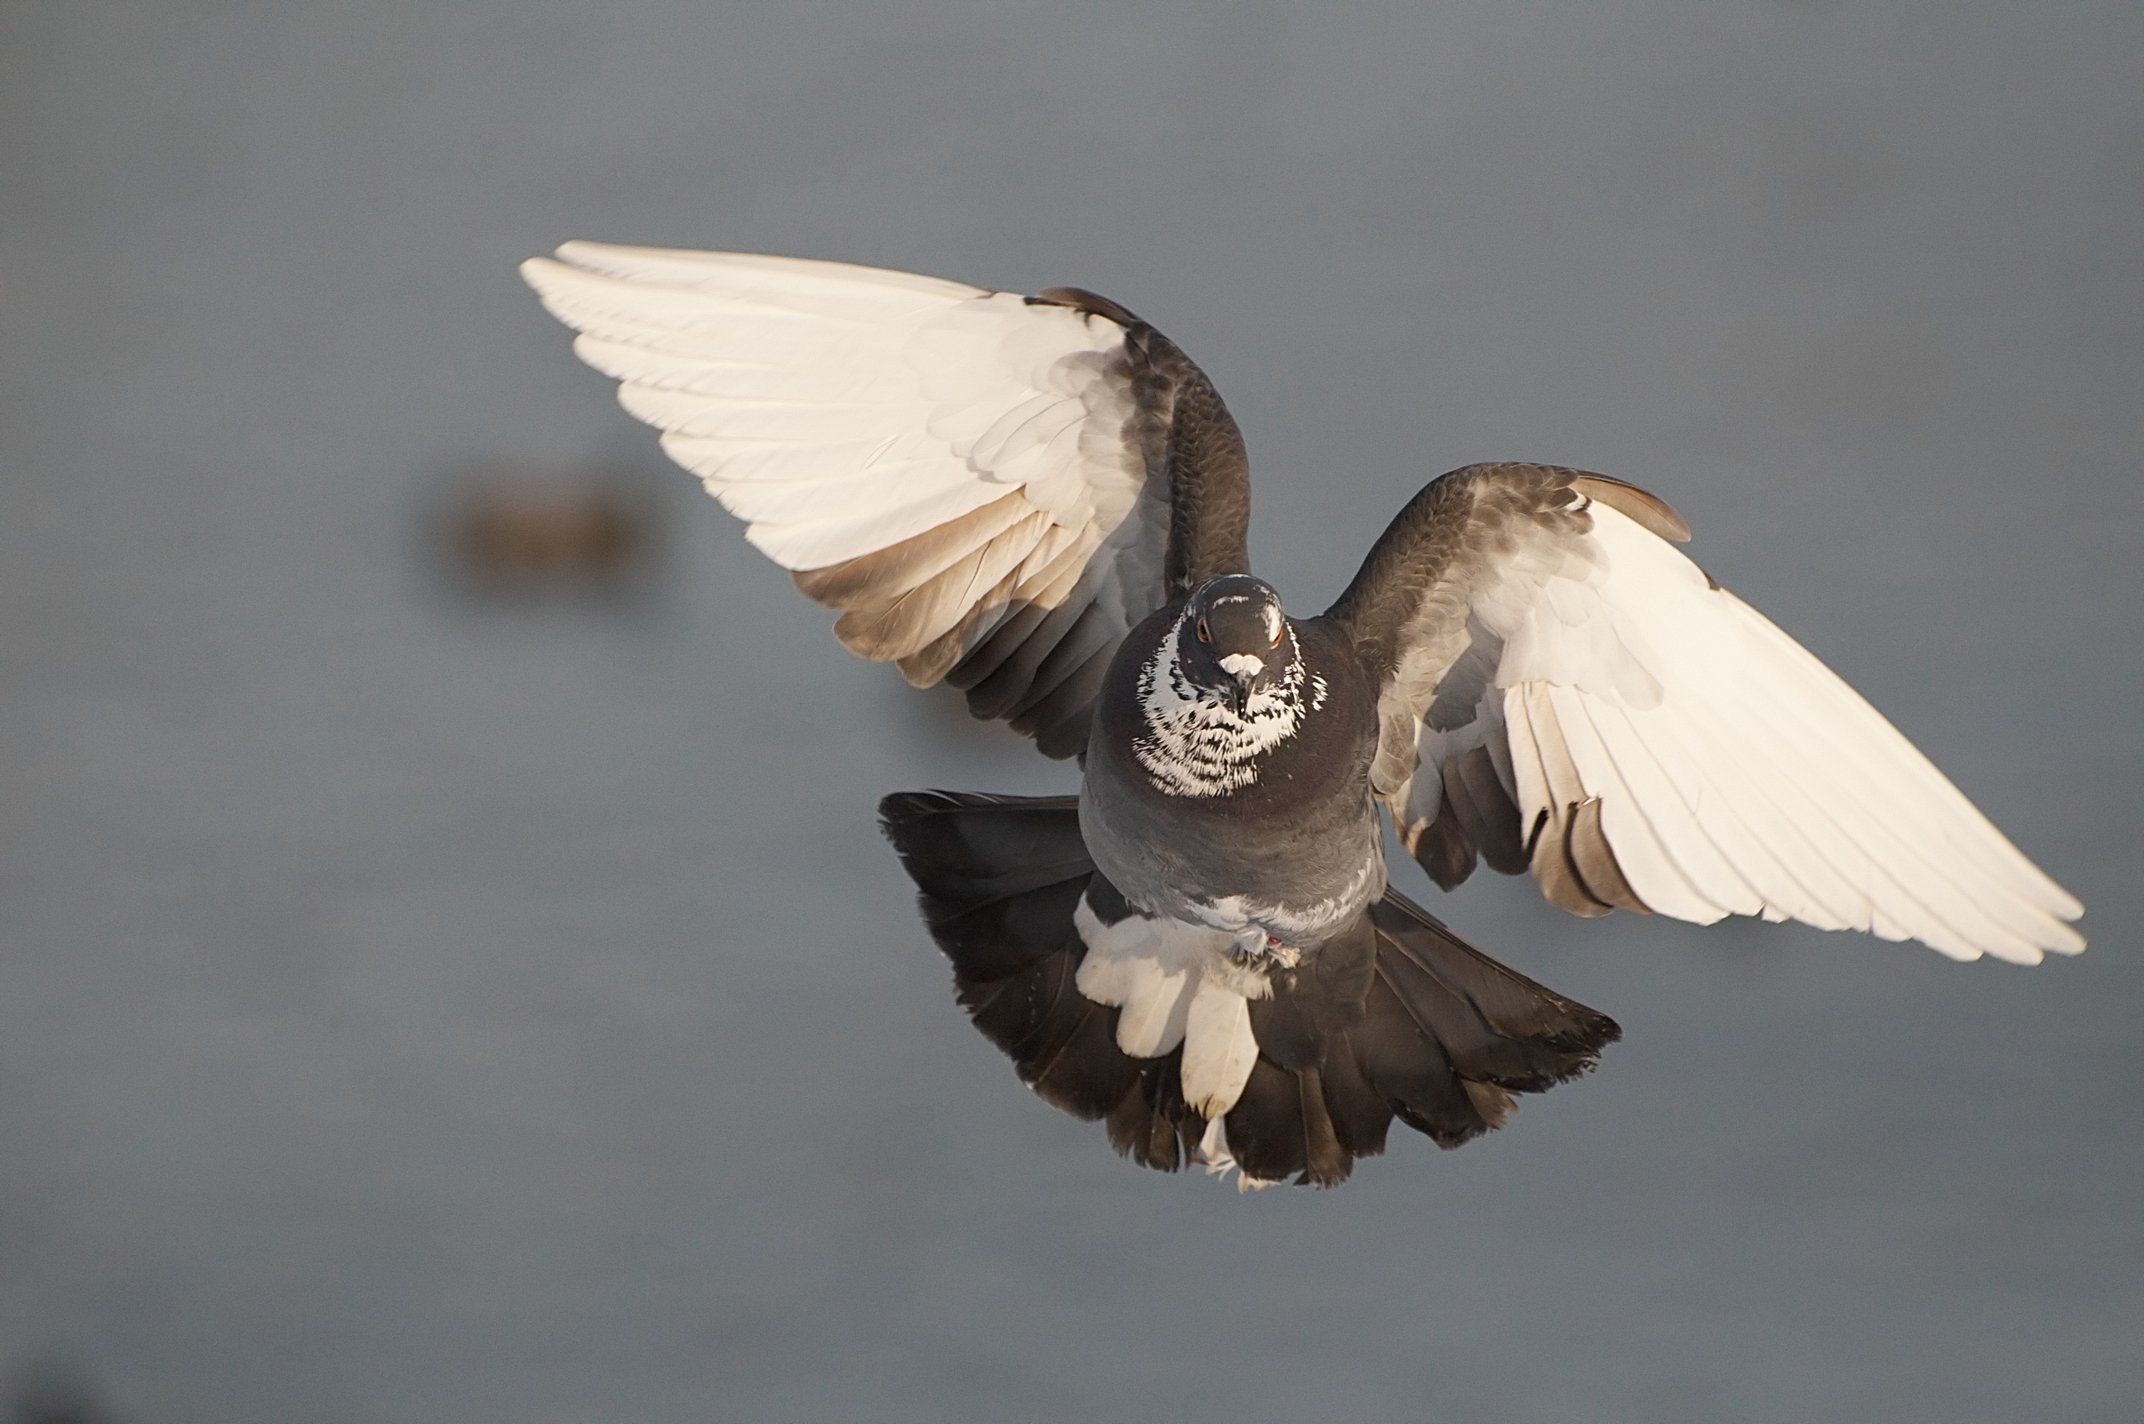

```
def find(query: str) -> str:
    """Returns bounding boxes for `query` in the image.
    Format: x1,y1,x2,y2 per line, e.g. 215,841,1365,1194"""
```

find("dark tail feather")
1353,890,1618,1148
1227,889,1620,1184
876,789,1092,904
879,791,1193,1153
880,791,1619,1188
1104,1053,1195,1172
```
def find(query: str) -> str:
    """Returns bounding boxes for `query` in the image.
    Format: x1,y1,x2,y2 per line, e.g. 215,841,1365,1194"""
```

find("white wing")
521,242,1211,756
1346,467,2083,964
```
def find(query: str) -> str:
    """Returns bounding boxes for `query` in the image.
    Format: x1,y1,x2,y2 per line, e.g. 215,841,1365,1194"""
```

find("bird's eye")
1269,625,1283,648
1195,618,1210,642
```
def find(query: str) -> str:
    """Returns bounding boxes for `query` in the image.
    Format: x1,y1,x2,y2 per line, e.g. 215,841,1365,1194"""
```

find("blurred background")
3,2,2139,1420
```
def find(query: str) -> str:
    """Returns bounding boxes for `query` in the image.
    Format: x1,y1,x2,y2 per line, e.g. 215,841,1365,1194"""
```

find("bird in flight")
522,243,2083,1188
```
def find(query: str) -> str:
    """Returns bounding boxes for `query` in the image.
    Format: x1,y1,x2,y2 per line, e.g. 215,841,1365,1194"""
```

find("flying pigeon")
520,243,2084,1188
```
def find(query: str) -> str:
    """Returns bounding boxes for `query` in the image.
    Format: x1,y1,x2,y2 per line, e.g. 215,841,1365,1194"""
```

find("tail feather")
945,917,1146,1123
1245,911,1378,1069
1104,1054,1195,1172
922,876,1088,981
886,791,1152,1125
1012,965,1144,1120
1367,893,1619,1092
1350,893,1619,1149
879,789,1621,1188
1312,1032,1397,1161
880,790,1089,903
1220,1058,1358,1186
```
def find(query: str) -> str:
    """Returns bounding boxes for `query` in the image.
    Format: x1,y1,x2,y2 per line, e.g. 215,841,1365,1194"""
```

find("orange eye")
1269,626,1283,648
1195,618,1211,642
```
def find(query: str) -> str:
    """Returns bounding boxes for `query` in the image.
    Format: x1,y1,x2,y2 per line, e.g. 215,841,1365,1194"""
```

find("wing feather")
523,243,1250,757
1329,464,2083,963
1582,692,1851,929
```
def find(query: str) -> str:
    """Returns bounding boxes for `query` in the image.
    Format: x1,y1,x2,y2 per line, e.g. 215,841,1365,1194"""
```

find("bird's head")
1177,575,1295,714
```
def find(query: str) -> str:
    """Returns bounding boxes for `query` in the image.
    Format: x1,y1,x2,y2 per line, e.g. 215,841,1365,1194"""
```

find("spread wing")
520,243,1251,757
1325,463,2084,964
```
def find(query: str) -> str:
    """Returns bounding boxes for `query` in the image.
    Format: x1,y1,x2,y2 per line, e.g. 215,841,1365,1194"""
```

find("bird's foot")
1226,930,1301,970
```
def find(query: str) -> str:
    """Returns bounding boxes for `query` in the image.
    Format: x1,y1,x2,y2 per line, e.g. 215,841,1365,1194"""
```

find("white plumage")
1405,501,2082,963
1071,897,1266,1133
521,243,1164,690
1071,899,1220,1058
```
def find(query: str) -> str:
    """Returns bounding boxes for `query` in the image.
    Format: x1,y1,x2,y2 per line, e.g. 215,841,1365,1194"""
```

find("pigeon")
521,243,2085,1188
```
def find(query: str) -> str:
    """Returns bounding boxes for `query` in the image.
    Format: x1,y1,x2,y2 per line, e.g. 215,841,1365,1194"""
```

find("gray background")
4,2,2139,1420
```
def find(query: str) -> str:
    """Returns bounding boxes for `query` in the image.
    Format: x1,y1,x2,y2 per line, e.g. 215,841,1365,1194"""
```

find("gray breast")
1078,611,1384,949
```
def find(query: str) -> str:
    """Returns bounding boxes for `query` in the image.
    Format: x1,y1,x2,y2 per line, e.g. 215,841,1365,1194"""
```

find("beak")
1218,651,1266,714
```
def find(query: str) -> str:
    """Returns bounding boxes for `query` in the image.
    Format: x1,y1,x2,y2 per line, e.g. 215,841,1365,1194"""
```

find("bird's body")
522,242,2084,1187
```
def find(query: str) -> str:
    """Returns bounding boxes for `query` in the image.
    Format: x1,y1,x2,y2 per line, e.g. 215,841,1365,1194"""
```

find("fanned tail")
879,790,1620,1188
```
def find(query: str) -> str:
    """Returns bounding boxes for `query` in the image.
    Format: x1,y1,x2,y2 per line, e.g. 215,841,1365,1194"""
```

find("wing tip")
518,252,576,296
523,238,635,276
2037,915,2088,957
